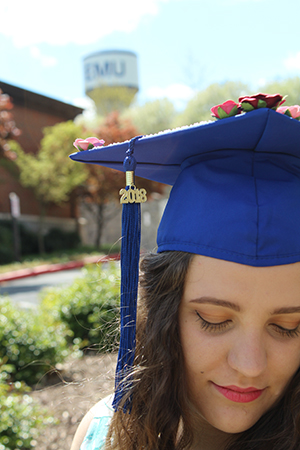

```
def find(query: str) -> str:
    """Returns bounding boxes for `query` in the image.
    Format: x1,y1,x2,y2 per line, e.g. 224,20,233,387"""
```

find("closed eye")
270,323,300,338
195,311,232,333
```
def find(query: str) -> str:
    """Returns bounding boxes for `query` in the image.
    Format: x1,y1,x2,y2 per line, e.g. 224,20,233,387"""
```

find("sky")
2,0,300,112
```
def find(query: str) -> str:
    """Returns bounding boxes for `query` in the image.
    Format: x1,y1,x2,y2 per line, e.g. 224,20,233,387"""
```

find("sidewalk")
0,254,120,283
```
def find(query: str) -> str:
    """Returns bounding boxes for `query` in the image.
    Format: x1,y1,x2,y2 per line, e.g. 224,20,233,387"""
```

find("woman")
70,94,300,449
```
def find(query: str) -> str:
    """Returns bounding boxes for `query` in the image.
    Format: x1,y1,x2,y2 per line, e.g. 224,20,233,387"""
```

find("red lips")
212,382,265,403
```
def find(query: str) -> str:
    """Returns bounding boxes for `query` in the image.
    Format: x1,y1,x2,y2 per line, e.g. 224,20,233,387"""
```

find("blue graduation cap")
70,107,300,410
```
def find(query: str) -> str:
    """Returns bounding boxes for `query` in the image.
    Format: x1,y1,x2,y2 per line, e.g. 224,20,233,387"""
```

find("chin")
204,408,268,435
213,419,258,434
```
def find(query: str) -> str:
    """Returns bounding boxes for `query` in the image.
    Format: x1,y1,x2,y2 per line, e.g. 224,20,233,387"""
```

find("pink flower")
276,105,300,120
211,100,240,119
73,137,105,151
239,93,284,112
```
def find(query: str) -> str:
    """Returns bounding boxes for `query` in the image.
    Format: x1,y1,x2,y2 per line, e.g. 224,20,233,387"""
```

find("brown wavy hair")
106,251,300,450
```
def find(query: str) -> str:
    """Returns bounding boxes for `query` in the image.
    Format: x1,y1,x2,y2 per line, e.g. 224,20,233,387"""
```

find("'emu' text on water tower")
84,50,139,115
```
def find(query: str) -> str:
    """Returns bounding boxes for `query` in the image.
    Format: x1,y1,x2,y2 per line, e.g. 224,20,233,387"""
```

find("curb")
0,254,120,283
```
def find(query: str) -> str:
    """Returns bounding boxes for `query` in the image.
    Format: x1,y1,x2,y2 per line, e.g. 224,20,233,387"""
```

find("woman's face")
179,255,300,435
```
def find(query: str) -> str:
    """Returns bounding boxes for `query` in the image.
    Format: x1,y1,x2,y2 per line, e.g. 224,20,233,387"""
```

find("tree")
262,77,300,106
12,121,88,253
82,111,165,248
122,98,176,135
174,81,250,126
0,89,20,159
0,90,21,182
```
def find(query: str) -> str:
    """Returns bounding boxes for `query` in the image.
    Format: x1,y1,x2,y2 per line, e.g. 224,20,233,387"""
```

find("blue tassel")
113,137,142,412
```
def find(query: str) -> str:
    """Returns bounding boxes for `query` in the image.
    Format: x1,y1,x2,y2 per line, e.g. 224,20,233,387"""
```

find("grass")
0,244,121,274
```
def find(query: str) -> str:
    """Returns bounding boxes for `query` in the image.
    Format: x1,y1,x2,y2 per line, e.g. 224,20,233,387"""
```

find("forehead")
184,255,300,306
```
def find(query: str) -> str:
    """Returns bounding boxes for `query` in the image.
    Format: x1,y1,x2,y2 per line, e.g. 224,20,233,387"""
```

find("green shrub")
0,358,54,450
40,263,120,351
0,223,14,264
0,220,39,264
0,221,81,264
0,298,76,385
19,225,39,256
44,227,80,253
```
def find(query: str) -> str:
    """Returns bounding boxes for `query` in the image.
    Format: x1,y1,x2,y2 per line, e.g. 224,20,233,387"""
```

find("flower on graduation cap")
210,100,240,119
276,105,300,121
73,137,105,151
239,93,285,112
211,93,287,120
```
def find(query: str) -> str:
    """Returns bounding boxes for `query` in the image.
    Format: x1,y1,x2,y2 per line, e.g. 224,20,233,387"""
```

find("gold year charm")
119,185,147,204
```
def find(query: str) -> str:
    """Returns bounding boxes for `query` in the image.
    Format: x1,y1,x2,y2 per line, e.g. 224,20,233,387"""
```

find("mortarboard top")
70,108,300,267
70,108,300,185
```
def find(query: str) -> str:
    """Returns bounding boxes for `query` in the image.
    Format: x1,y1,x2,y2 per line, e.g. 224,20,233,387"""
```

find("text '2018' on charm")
119,186,147,204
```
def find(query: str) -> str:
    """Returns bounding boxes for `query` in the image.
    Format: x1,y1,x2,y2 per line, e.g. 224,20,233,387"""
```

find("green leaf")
257,99,267,108
228,105,239,117
241,103,255,112
284,109,292,117
218,106,229,119
217,105,238,119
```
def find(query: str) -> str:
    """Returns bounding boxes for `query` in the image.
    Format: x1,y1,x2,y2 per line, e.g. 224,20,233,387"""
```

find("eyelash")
195,311,231,333
195,311,300,338
272,324,300,338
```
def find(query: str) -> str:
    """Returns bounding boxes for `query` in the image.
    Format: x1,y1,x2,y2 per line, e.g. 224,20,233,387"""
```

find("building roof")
0,80,84,120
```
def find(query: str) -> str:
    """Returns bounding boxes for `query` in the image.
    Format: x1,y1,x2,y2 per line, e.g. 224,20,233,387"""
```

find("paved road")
0,268,83,309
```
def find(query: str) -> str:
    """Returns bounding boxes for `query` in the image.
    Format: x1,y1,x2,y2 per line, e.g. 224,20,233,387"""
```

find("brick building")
0,81,83,233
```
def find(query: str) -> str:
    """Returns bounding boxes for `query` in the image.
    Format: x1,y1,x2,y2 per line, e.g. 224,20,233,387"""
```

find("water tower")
84,50,139,115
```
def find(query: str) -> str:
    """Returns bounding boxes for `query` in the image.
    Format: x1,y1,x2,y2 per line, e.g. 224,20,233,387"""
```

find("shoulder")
90,394,114,418
70,395,114,450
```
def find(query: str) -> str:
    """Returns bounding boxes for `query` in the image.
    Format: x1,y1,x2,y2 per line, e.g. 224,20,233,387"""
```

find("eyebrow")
189,297,300,315
189,297,240,312
273,306,300,315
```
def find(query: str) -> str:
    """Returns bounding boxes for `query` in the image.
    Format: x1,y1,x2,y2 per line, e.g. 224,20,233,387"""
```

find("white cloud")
145,83,195,108
219,0,262,4
2,0,175,48
29,46,58,67
284,52,300,70
73,96,97,120
224,0,262,3
73,96,95,110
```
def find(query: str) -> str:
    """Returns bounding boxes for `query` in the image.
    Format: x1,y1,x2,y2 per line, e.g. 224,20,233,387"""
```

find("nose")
227,329,267,378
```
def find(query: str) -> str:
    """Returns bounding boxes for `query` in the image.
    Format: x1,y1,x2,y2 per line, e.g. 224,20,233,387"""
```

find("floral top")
80,395,114,450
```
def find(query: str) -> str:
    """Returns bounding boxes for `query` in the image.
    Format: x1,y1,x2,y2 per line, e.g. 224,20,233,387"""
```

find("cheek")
269,345,300,392
179,313,199,362
179,313,225,376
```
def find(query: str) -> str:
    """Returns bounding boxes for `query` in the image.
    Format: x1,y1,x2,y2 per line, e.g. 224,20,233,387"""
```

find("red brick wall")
13,103,70,155
1,90,82,218
0,166,73,218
